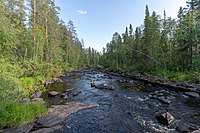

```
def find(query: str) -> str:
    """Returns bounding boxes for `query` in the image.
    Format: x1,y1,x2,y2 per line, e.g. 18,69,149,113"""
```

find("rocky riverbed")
3,68,200,133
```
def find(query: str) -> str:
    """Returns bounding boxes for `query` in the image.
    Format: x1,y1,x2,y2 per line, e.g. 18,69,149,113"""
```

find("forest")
101,1,200,83
0,0,199,130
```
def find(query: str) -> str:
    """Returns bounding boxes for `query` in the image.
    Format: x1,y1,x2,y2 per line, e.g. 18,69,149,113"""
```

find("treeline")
101,0,200,81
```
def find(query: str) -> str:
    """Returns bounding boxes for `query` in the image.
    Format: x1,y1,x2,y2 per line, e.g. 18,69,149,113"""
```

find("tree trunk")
45,3,49,62
33,0,37,59
189,42,193,70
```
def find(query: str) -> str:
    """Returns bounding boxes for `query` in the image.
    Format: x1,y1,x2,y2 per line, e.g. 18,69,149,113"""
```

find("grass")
150,69,200,83
0,101,48,129
0,78,48,129
19,76,46,96
106,66,200,83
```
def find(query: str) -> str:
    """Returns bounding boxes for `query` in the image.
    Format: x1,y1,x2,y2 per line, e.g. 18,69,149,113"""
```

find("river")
43,68,200,133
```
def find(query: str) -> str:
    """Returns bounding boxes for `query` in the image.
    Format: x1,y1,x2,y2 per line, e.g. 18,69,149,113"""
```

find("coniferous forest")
100,1,200,82
0,0,200,130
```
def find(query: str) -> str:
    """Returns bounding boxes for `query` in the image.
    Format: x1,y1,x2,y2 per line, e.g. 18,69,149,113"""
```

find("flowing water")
43,69,200,133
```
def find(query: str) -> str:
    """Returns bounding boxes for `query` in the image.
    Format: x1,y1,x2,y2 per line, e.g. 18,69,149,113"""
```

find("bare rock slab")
36,102,99,128
31,125,63,133
3,123,34,133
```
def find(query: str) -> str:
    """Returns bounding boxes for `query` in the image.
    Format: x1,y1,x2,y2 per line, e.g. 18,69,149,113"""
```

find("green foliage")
150,69,199,83
0,78,22,102
22,61,63,78
0,101,48,129
0,58,25,80
101,2,200,82
0,63,48,129
19,76,45,96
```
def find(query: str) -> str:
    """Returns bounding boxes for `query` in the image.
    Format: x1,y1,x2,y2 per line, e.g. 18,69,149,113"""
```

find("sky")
55,0,187,52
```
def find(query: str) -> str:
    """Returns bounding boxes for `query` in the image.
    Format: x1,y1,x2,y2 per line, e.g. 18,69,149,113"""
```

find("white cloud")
76,9,87,15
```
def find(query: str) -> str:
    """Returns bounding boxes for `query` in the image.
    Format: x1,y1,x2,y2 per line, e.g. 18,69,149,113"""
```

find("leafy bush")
0,57,25,80
21,61,63,78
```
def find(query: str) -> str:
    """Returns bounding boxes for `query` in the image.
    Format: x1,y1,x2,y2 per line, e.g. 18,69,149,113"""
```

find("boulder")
48,91,59,97
31,90,42,98
44,78,63,86
91,82,114,90
185,92,200,98
21,98,31,104
104,84,114,90
154,110,174,125
91,82,97,87
31,98,45,103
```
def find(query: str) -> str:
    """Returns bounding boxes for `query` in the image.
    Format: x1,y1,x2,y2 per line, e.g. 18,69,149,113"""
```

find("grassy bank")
106,66,200,83
0,101,48,129
0,59,76,129
149,69,200,83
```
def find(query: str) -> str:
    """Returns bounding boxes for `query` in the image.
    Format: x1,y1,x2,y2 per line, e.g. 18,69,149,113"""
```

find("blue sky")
55,0,187,52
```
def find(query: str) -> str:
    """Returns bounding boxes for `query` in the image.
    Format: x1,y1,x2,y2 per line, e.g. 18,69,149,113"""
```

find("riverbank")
0,59,77,130
99,67,200,93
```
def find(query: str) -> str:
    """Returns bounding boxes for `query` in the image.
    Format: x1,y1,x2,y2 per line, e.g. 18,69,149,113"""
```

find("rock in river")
91,82,114,90
72,90,81,96
60,93,69,100
48,91,59,97
149,90,172,104
154,110,174,125
184,92,200,98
